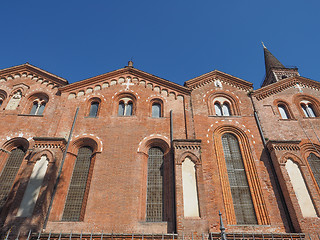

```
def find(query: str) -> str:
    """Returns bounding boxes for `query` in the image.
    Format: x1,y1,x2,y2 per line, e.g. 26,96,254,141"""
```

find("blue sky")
1,1,319,89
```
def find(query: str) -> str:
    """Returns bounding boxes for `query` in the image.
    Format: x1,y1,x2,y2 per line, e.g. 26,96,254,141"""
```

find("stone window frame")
150,98,164,118
86,97,101,118
213,125,270,225
207,92,240,116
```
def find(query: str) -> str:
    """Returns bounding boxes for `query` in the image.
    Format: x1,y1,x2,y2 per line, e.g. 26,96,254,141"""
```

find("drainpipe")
43,107,79,229
249,94,295,232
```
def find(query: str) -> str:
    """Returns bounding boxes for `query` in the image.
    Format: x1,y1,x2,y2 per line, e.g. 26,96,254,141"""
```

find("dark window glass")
307,153,320,189
62,146,93,221
222,133,257,224
118,102,125,116
38,103,46,115
89,102,99,117
30,102,38,115
0,147,25,212
146,147,164,222
126,102,133,116
152,103,161,118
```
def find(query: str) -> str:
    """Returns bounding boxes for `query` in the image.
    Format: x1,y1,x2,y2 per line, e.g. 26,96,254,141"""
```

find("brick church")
0,45,320,239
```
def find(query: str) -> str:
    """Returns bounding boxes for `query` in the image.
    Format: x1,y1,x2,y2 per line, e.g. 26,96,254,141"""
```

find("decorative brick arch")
2,137,30,152
294,94,320,117
280,152,304,166
213,125,270,225
137,135,170,155
207,91,240,116
274,99,295,119
177,151,200,165
68,136,102,155
30,149,55,163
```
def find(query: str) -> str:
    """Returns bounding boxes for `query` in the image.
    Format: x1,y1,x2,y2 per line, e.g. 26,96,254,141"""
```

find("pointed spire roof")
262,42,285,75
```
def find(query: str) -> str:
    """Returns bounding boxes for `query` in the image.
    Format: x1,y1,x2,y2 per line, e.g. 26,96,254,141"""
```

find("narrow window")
0,147,26,212
30,102,38,115
222,133,257,224
307,153,320,189
62,146,93,221
278,104,289,119
146,147,164,222
118,101,125,116
215,102,222,116
306,104,316,117
0,99,3,107
222,102,231,116
38,103,46,115
286,159,317,217
152,103,161,118
126,101,133,116
301,104,309,117
89,102,99,117
17,155,48,217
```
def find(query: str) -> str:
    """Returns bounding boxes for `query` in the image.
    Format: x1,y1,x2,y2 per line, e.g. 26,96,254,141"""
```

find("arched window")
222,102,231,116
146,147,164,222
30,101,46,115
89,101,99,117
301,101,317,118
278,104,290,119
152,103,161,118
118,97,133,116
214,102,222,116
0,147,26,212
221,133,257,224
17,155,48,217
0,90,7,108
307,153,320,189
62,146,93,221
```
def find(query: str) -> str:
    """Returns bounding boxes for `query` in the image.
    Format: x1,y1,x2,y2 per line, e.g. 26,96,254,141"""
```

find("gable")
59,67,191,99
252,76,320,101
0,63,68,90
184,70,253,92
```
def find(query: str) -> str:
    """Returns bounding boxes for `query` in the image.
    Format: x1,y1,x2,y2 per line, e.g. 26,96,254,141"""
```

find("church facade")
0,46,320,239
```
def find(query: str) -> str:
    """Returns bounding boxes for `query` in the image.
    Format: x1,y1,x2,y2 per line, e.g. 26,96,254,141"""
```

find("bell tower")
261,43,300,87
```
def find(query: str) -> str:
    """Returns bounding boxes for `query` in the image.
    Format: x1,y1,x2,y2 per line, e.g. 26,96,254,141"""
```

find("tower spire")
263,43,285,75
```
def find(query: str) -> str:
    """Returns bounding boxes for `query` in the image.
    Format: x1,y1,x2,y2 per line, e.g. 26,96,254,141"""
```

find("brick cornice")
253,76,320,100
33,137,67,151
184,70,253,91
59,67,191,95
0,63,68,86
267,140,301,152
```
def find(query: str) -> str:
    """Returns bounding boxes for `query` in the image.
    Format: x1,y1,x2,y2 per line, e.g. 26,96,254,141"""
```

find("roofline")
59,67,191,94
0,63,68,85
184,69,253,89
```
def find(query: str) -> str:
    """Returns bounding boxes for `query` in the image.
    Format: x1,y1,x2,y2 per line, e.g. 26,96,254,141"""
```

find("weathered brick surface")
0,63,319,239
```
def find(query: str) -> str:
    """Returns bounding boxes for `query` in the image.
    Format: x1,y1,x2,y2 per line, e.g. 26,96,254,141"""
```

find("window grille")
307,153,320,189
146,147,164,222
0,147,25,212
62,146,93,221
222,133,257,224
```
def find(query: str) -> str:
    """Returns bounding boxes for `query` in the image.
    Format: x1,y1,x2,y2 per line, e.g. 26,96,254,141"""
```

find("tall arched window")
0,147,26,212
146,147,164,222
89,101,99,117
152,103,161,118
62,146,93,221
278,104,290,119
221,133,257,224
17,155,48,217
307,153,320,189
118,97,133,116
